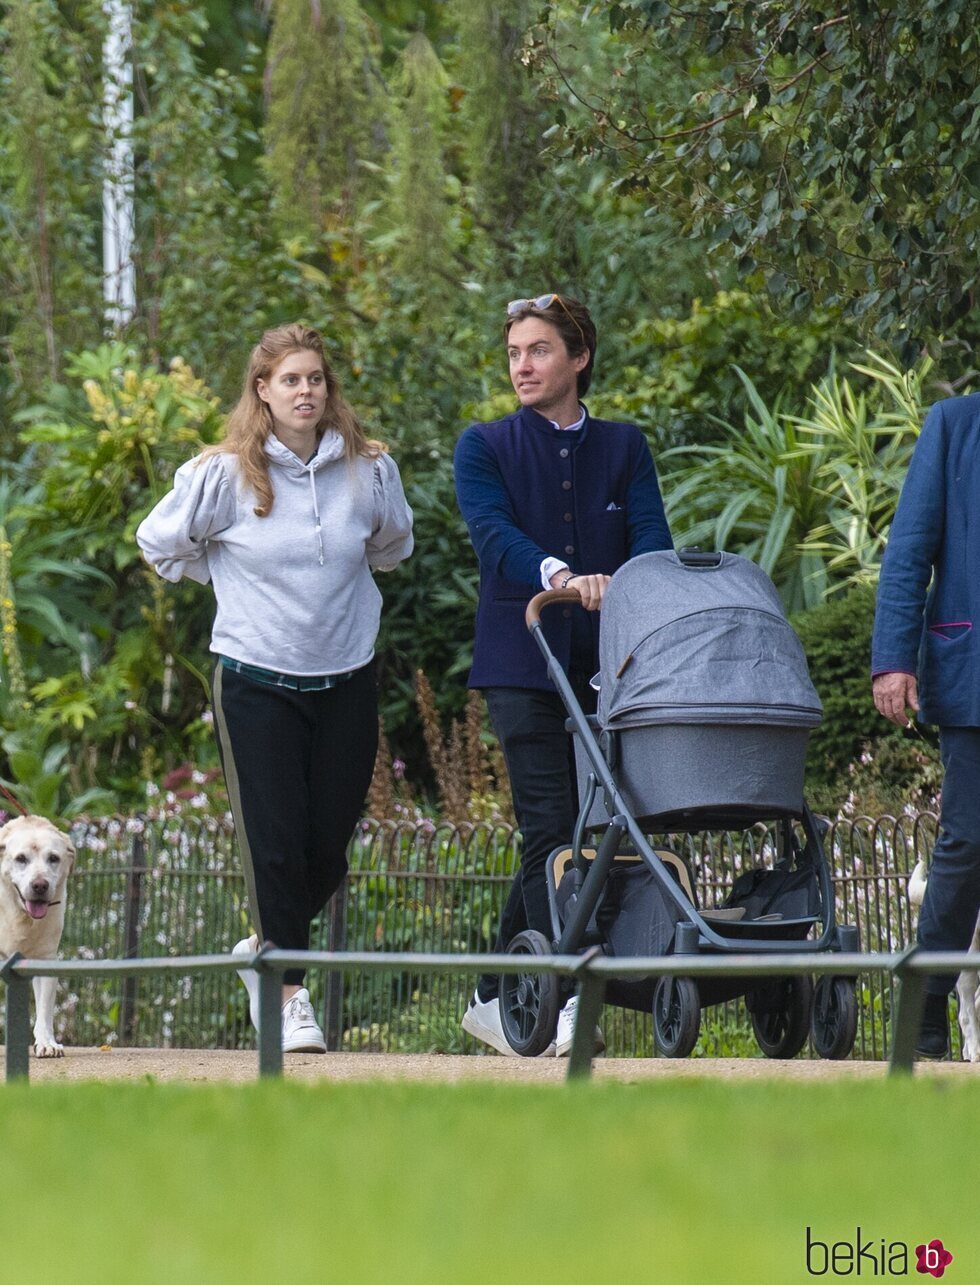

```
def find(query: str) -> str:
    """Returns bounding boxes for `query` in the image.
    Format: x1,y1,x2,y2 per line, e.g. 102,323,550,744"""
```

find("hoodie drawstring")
307,465,324,566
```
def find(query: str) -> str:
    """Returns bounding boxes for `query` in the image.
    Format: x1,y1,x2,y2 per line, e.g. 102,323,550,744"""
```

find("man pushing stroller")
453,292,673,1056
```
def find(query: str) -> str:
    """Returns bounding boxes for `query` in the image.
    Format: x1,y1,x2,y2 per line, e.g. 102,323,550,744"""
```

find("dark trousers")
212,662,378,985
477,676,597,1002
918,726,980,996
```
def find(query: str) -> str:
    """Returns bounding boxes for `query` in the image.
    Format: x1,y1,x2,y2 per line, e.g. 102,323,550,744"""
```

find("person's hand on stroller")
872,670,919,727
549,570,610,610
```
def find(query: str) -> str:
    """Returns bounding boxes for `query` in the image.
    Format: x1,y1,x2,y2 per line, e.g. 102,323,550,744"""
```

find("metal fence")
22,810,940,1059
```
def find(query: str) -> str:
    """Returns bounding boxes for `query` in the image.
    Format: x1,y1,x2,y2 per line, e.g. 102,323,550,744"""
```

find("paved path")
2,1048,976,1084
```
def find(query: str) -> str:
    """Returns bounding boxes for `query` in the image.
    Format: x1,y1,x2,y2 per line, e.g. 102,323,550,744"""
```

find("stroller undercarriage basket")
550,844,824,1012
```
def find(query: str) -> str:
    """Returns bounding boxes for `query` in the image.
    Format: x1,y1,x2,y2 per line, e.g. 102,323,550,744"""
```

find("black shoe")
915,992,950,1060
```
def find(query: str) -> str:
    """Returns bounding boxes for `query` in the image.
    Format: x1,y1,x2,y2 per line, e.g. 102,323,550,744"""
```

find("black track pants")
213,662,378,985
476,674,597,1002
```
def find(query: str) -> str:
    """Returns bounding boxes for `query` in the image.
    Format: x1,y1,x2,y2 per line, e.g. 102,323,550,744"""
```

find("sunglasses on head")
506,293,587,350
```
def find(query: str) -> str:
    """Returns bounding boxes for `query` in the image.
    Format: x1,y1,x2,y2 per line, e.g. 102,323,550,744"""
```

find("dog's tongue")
26,900,49,920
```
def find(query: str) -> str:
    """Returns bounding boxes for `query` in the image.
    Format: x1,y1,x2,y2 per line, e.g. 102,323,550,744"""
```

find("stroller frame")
499,581,860,1060
528,587,843,958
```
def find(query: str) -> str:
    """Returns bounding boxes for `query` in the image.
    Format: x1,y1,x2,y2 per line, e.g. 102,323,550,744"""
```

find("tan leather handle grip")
525,588,581,630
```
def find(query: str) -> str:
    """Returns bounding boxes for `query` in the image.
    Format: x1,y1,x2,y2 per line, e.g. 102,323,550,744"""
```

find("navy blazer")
872,392,980,726
455,405,672,689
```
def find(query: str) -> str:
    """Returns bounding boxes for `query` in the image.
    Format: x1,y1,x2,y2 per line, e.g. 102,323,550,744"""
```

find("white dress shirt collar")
547,404,587,432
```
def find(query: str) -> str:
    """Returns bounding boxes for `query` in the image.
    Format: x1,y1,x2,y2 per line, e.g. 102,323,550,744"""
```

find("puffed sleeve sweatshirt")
136,429,414,676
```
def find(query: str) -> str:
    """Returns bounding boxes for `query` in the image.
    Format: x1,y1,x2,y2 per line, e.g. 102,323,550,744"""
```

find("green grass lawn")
1,1076,975,1284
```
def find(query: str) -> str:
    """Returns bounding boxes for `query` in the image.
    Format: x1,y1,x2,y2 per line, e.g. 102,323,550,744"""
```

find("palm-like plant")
792,351,928,586
662,367,836,613
660,353,930,612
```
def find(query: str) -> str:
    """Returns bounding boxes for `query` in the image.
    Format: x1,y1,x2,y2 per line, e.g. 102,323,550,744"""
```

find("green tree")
388,33,454,298
450,0,542,234
529,0,980,350
263,0,387,242
0,0,316,416
0,0,101,399
589,290,853,451
128,3,312,396
361,0,451,63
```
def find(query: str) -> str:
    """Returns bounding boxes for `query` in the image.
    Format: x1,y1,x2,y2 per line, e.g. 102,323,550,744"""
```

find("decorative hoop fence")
0,810,960,1073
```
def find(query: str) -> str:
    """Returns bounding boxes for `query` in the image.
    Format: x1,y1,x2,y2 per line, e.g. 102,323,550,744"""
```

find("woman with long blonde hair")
138,323,413,1052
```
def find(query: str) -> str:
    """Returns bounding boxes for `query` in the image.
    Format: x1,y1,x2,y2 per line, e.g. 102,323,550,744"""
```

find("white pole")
102,0,135,330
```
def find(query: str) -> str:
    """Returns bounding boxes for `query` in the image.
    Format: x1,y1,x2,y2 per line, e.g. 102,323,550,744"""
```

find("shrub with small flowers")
831,734,943,821
143,763,234,832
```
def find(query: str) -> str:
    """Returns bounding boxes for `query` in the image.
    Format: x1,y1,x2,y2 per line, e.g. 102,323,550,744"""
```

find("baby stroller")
498,548,860,1060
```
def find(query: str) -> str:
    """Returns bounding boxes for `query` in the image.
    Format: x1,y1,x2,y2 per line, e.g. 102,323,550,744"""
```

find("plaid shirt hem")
218,655,356,692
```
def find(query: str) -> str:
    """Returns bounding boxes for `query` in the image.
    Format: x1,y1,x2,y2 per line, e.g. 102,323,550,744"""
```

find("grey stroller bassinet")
582,549,823,829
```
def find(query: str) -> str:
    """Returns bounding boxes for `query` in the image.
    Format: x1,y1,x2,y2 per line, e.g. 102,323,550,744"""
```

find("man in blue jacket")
872,391,980,1058
454,292,673,1056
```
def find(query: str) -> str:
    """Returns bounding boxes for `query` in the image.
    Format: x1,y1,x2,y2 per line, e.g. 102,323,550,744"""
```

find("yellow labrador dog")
0,815,75,1057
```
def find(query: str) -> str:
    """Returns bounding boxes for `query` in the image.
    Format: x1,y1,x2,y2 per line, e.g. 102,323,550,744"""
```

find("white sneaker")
232,935,260,1029
461,991,556,1056
281,987,327,1054
462,992,518,1056
555,994,606,1058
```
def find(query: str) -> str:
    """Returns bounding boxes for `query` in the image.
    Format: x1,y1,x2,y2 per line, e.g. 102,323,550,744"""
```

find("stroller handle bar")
525,588,582,630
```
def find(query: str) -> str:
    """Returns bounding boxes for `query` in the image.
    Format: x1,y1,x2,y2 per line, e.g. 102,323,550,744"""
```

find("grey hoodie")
136,431,414,675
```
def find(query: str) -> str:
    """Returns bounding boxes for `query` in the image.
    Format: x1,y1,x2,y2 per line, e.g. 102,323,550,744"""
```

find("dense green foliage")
530,0,980,352
450,0,541,232
0,0,100,395
596,290,853,450
1,347,224,810
794,586,881,794
264,0,385,239
794,586,941,813
0,1,965,812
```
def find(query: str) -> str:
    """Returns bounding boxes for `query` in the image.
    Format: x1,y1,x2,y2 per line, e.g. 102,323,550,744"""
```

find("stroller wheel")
749,975,813,1059
499,930,561,1057
811,976,858,1060
652,976,700,1058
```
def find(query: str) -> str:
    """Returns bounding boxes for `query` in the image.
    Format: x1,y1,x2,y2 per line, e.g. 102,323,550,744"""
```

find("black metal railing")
22,810,938,1060
4,943,977,1083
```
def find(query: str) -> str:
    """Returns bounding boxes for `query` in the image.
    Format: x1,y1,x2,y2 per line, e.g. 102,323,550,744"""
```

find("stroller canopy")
596,551,822,730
